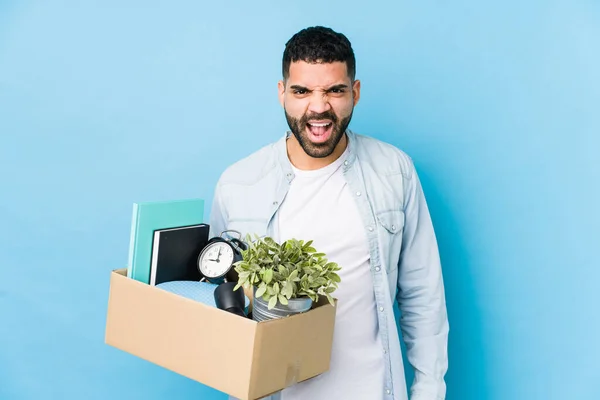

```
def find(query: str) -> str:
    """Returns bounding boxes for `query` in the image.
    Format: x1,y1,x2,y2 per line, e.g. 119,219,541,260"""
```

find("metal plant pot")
252,286,313,322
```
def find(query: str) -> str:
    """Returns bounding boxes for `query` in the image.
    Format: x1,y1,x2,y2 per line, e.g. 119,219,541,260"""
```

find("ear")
278,80,286,107
352,79,361,106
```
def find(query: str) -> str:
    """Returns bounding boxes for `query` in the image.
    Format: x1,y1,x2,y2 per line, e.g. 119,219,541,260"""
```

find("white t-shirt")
275,146,385,400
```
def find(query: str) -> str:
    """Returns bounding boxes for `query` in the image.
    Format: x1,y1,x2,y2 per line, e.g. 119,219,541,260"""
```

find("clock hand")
216,247,222,262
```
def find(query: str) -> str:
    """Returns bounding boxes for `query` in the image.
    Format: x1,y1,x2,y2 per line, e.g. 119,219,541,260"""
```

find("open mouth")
306,121,333,143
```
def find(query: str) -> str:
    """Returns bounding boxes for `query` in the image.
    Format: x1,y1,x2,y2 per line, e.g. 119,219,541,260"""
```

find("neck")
286,133,348,171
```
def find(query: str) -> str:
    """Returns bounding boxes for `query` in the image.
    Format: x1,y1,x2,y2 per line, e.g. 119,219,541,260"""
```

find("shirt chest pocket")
375,210,405,273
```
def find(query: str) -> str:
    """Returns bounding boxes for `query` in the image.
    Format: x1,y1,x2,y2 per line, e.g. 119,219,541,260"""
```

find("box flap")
105,269,258,399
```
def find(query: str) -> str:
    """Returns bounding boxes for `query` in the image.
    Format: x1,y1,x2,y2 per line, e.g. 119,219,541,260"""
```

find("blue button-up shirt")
210,130,449,400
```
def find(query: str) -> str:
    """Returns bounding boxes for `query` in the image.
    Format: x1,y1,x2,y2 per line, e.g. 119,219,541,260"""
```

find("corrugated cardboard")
104,269,337,400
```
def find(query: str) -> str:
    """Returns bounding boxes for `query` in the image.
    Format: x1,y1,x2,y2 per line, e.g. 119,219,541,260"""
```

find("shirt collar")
276,130,357,183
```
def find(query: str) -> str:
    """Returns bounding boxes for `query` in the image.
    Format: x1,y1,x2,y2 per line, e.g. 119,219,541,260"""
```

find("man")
209,26,449,400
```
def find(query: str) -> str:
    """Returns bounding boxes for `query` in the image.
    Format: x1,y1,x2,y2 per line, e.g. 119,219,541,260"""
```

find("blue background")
1,1,598,399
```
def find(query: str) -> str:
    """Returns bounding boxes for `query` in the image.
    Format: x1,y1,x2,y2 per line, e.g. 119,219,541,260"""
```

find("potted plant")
232,235,341,321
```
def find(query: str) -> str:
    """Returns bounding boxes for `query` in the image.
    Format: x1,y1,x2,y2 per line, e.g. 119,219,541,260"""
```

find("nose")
307,92,331,114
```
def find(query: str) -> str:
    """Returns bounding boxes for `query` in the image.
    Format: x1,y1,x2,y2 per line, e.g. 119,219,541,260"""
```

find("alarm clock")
197,230,247,284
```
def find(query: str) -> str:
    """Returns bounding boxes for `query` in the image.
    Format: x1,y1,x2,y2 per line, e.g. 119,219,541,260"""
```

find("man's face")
278,61,360,159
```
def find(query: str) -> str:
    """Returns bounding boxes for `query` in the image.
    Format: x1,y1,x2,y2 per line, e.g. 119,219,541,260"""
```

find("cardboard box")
104,269,337,400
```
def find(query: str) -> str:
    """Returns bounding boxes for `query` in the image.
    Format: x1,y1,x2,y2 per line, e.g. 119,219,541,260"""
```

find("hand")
207,247,223,263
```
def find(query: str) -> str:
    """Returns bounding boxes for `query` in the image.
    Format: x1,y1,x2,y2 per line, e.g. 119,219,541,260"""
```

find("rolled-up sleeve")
396,161,449,400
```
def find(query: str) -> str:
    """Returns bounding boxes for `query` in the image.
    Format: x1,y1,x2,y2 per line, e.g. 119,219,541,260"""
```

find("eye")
328,88,345,95
293,89,307,95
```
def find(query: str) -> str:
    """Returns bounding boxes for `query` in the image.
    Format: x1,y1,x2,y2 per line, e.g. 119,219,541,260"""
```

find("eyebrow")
290,84,349,92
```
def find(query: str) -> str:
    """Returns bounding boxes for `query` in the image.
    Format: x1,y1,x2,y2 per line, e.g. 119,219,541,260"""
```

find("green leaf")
278,294,288,305
268,295,278,310
273,282,280,294
326,293,335,306
282,282,292,298
314,277,327,286
255,284,267,298
264,269,273,284
238,270,251,278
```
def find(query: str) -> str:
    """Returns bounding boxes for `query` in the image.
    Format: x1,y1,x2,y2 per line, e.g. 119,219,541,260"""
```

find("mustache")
299,111,338,125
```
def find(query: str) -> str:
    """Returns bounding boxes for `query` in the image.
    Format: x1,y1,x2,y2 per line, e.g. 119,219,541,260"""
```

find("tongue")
309,124,328,136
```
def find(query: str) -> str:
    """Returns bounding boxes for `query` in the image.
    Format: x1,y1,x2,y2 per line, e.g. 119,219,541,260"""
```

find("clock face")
198,242,235,278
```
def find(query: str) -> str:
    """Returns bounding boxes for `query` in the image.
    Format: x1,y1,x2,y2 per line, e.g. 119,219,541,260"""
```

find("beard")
284,108,353,159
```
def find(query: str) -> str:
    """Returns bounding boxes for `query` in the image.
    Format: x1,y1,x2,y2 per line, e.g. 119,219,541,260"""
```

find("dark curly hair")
282,26,356,81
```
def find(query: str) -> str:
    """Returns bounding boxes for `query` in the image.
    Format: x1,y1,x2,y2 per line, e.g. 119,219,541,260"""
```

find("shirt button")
386,389,391,395
368,226,374,232
383,349,387,354
356,191,361,196
391,225,396,231
344,160,348,166
379,306,384,312
273,201,278,205
375,266,380,272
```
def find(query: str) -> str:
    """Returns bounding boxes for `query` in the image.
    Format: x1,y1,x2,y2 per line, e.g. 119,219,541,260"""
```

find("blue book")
126,198,205,284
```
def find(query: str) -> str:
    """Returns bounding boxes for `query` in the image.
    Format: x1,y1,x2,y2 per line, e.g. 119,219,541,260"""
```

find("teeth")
309,122,331,127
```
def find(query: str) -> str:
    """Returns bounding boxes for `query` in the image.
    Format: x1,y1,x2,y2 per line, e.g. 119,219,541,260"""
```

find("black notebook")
149,223,209,286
